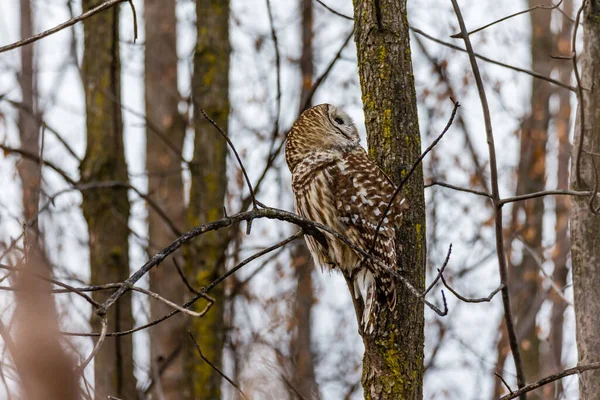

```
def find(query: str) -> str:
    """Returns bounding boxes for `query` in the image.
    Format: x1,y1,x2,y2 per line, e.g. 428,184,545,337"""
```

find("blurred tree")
571,0,600,397
503,1,554,392
543,2,573,398
185,1,230,398
287,0,320,398
80,1,137,398
144,0,187,398
11,2,80,399
352,0,425,398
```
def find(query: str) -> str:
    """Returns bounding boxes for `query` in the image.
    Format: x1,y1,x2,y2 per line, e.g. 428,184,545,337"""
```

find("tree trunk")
509,0,553,389
352,1,425,398
288,0,320,398
185,1,230,398
571,0,600,396
11,2,80,399
542,2,573,398
80,2,137,398
144,0,187,398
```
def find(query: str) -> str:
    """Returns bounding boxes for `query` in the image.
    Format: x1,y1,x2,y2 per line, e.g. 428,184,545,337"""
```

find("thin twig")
188,331,249,400
265,0,282,147
449,0,564,38
441,275,504,303
314,0,353,20
425,180,492,199
450,0,527,395
498,362,600,400
77,317,107,372
200,109,260,209
572,0,587,187
499,188,592,205
370,100,459,254
495,372,514,395
0,0,130,54
131,286,214,318
423,244,452,296
410,27,576,92
204,232,303,292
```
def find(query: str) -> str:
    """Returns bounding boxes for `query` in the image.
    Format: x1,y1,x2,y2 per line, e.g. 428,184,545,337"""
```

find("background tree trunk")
184,1,230,398
144,0,187,398
542,2,573,398
287,0,320,398
10,2,80,399
571,0,600,397
506,1,553,391
80,2,137,398
352,1,425,398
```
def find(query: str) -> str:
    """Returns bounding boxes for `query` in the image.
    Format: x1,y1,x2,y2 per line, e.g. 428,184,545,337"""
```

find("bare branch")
498,362,600,400
370,99,459,254
77,317,107,372
572,0,587,187
0,0,132,54
450,0,564,38
314,0,353,20
450,0,527,394
410,27,576,92
188,331,249,400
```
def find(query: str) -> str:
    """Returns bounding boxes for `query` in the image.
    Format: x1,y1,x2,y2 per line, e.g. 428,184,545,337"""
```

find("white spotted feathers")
286,104,408,333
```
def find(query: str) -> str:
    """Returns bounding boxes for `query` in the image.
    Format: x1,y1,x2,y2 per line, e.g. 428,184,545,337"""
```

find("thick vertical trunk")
185,1,230,398
144,0,187,398
571,0,600,396
352,1,425,398
288,1,320,398
80,2,137,398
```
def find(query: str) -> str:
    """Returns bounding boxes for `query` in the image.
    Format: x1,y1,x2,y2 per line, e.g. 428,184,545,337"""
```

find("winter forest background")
0,0,597,399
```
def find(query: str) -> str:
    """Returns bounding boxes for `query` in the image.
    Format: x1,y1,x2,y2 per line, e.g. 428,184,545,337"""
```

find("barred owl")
285,104,408,332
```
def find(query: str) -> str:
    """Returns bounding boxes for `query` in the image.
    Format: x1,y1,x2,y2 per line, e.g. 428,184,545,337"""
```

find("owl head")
286,104,360,171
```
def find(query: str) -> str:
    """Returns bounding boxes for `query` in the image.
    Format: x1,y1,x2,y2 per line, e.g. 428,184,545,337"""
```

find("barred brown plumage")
285,104,408,333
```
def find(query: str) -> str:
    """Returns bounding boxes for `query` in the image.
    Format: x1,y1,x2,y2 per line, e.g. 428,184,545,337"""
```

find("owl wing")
330,149,408,270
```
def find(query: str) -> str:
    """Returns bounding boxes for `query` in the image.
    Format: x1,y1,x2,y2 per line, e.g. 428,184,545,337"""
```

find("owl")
285,104,408,333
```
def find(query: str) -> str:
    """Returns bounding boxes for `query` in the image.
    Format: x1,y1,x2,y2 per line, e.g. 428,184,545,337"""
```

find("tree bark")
185,1,230,398
352,1,425,398
571,0,600,397
144,0,187,398
80,2,137,398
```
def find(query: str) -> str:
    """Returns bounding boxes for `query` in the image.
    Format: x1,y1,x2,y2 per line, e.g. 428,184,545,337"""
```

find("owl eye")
334,117,344,125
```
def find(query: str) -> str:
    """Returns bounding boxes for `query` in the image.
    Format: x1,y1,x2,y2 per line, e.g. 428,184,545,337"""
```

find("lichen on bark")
352,0,425,399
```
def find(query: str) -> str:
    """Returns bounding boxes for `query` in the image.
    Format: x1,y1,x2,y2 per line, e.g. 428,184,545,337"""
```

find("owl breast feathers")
285,104,408,332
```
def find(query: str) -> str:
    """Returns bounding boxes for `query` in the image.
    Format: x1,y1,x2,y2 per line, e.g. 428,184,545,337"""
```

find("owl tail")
353,269,375,334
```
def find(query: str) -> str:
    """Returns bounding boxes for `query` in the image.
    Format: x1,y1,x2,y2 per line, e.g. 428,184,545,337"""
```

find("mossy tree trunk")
80,2,137,398
184,1,230,399
352,1,425,399
571,0,600,397
144,0,187,398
